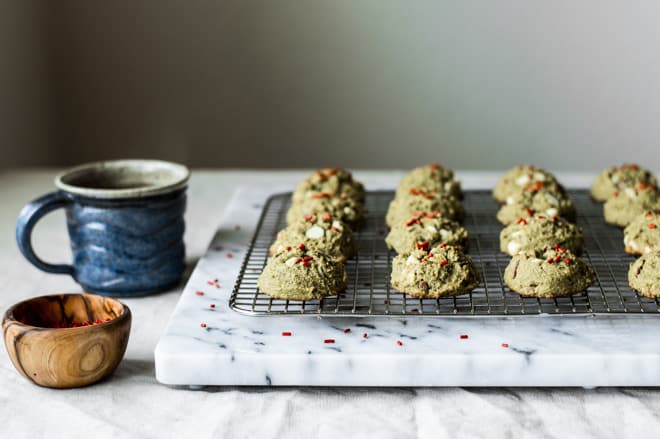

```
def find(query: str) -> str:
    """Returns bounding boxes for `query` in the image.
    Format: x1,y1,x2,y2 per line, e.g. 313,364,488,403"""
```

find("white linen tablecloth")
1,169,660,439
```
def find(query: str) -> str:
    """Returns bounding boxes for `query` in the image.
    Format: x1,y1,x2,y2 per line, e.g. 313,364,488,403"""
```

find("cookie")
623,209,660,255
503,246,594,298
390,243,480,298
628,250,660,298
286,194,367,227
493,165,559,203
385,210,468,254
270,212,356,262
496,186,576,225
385,189,464,227
395,163,462,199
292,167,365,204
257,245,347,301
603,185,660,227
500,214,585,256
591,163,658,202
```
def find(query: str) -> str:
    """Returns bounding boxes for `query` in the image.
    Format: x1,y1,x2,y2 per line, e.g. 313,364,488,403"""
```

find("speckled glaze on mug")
16,160,190,296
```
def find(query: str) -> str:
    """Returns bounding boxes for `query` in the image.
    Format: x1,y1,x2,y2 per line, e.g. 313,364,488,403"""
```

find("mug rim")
55,159,190,199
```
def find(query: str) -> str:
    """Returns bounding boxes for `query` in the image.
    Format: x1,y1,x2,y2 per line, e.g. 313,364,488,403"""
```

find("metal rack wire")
230,190,660,316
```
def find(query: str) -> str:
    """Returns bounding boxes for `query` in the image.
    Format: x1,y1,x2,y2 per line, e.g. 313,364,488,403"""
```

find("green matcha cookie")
257,245,347,301
503,247,594,298
271,212,356,262
496,186,576,225
292,167,365,204
287,194,366,227
385,211,468,254
603,185,660,227
623,210,660,255
591,164,658,202
395,163,462,199
385,189,464,227
629,250,660,298
499,214,585,256
493,165,560,204
390,243,480,298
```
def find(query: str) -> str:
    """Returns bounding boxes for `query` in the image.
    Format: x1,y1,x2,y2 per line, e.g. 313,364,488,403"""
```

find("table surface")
2,169,660,439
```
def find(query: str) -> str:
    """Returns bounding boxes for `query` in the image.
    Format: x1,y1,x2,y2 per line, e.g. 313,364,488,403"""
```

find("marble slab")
155,177,660,387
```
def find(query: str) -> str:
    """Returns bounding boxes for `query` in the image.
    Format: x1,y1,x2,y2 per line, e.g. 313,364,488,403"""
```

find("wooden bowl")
2,293,131,388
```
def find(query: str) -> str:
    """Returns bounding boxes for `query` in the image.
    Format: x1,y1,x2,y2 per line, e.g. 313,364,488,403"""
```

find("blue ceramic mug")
16,160,190,296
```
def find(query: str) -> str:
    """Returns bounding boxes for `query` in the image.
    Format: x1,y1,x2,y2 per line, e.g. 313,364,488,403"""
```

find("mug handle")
16,191,75,276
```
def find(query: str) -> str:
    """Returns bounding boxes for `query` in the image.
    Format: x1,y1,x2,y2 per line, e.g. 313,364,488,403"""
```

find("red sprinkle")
282,331,292,336
226,253,233,258
343,328,351,333
195,291,204,296
565,257,572,265
207,281,214,285
440,260,448,266
650,223,657,229
200,323,207,328
554,255,562,263
501,343,509,348
396,340,403,346
324,339,335,344
460,334,468,339
516,217,528,225
298,243,306,251
416,241,430,251
210,304,215,308
363,333,368,338
547,257,554,264
323,213,332,221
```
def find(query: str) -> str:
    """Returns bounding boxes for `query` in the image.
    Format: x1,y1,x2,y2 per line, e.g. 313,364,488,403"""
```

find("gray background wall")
2,1,660,170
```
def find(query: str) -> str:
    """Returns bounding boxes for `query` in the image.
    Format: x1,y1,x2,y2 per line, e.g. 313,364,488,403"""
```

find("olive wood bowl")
2,293,131,388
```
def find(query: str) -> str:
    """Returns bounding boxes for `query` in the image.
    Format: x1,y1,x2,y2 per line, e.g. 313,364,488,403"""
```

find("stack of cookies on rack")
494,165,594,298
258,168,365,301
591,163,660,298
385,164,480,298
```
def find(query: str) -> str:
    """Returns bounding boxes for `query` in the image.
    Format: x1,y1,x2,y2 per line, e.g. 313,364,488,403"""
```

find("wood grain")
2,293,131,388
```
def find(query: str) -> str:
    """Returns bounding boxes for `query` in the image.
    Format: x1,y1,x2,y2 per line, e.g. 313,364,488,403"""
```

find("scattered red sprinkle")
416,241,430,251
200,323,207,328
195,291,204,296
501,343,509,348
210,304,215,308
429,162,440,170
282,331,292,336
363,333,368,338
554,255,562,263
440,260,448,266
440,243,447,248
547,257,554,264
650,223,657,229
565,257,572,265
524,207,534,217
298,243,306,251
324,339,335,344
343,328,351,333
207,281,214,285
285,246,291,251
516,217,528,225
323,213,332,221
639,183,649,190
226,253,233,258
396,340,403,346
460,334,468,339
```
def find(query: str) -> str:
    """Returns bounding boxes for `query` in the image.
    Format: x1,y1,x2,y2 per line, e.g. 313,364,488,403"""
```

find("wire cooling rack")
230,190,660,316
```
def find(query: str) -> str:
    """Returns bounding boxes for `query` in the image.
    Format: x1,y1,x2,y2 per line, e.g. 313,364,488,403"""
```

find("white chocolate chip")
406,255,420,265
625,187,637,199
331,221,343,231
285,257,298,267
439,228,450,240
343,207,354,215
507,241,522,255
444,181,453,191
511,231,523,238
305,225,325,239
515,174,531,186
533,172,546,182
506,196,515,205
425,225,438,233
532,258,544,265
546,208,558,217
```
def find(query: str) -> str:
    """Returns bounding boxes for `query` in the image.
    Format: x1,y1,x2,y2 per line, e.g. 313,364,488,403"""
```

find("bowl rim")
2,293,131,332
